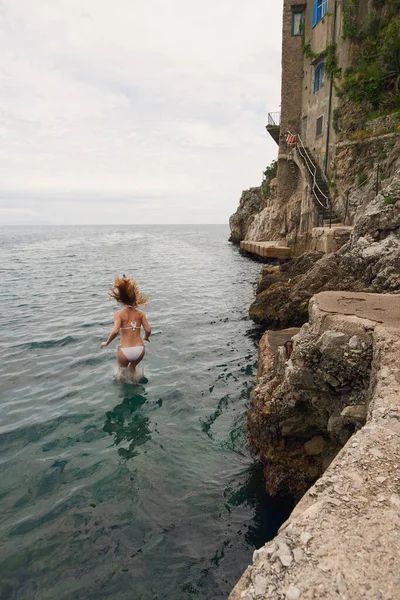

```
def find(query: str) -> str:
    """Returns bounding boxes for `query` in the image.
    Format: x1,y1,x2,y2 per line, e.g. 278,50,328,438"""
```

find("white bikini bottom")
120,346,145,362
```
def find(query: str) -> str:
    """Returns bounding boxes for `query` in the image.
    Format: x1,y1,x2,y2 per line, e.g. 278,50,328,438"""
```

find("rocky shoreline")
228,183,400,598
227,1,400,593
230,291,400,600
248,193,400,330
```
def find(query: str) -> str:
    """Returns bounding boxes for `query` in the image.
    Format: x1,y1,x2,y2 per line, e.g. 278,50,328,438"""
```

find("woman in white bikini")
100,277,151,375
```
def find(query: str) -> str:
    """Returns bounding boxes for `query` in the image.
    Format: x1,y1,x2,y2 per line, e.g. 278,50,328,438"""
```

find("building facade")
269,0,354,235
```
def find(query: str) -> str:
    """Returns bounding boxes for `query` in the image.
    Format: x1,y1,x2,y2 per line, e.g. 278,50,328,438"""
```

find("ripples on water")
0,225,291,600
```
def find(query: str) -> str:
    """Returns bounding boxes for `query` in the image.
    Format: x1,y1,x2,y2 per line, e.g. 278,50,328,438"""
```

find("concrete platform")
314,290,400,331
240,240,291,260
311,225,353,253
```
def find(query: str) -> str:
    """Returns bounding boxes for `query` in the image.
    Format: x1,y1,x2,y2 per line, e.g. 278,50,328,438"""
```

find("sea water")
0,225,291,600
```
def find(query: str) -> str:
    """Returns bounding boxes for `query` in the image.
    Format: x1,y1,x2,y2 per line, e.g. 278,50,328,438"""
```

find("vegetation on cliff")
261,159,278,197
340,0,400,115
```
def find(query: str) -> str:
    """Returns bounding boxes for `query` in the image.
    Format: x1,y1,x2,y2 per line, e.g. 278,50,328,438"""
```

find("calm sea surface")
0,225,289,600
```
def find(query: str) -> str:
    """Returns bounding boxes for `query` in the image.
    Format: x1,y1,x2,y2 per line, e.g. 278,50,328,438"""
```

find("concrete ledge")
311,226,353,254
240,240,292,260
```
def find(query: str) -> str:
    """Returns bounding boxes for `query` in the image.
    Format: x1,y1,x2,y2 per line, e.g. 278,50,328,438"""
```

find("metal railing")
287,131,333,226
267,112,281,127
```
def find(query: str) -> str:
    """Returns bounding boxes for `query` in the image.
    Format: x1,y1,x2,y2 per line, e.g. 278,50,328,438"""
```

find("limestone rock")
247,292,381,498
304,436,326,456
229,187,263,243
256,272,288,294
341,405,367,424
285,585,301,600
249,283,309,329
280,251,324,279
249,194,400,329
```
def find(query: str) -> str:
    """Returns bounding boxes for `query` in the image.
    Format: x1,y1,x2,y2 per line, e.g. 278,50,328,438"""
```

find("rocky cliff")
228,3,400,594
249,186,400,329
229,187,264,244
230,291,400,600
229,122,400,250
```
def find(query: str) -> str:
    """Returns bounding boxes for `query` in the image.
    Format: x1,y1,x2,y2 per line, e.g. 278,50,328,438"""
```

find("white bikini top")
120,322,140,331
120,305,140,331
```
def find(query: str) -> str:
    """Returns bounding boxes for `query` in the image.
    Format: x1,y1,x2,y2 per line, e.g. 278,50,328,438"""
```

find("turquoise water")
0,225,290,600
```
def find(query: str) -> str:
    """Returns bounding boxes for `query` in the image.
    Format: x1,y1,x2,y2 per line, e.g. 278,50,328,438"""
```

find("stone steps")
240,240,291,260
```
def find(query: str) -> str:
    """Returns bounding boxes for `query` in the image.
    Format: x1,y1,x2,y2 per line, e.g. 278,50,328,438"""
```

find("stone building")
231,0,394,255
268,0,352,236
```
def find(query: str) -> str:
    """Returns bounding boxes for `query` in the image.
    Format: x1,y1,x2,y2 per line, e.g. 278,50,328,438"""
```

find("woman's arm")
100,313,121,348
142,314,151,341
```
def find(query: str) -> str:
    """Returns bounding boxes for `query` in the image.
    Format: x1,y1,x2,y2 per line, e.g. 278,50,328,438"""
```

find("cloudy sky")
0,0,282,225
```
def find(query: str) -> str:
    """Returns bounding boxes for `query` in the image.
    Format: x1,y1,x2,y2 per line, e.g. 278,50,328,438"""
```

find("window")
312,0,329,28
314,62,324,93
292,11,303,36
316,115,324,137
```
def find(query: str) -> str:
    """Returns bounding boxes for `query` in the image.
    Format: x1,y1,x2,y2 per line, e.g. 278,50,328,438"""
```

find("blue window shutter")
317,0,322,22
312,0,318,27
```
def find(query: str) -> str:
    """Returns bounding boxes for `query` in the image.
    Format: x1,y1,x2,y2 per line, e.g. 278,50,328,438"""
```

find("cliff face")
229,171,301,246
334,124,400,224
228,121,400,250
249,293,376,498
229,133,400,600
245,178,300,243
228,2,400,596
248,178,400,329
228,187,264,243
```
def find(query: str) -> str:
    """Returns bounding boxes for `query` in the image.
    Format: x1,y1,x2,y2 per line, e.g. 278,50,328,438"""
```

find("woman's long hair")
108,277,148,307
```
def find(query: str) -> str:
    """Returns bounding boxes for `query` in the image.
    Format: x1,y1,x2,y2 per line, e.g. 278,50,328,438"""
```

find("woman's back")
118,307,144,347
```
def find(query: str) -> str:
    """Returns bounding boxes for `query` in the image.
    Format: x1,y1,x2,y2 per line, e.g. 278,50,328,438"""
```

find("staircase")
287,132,340,227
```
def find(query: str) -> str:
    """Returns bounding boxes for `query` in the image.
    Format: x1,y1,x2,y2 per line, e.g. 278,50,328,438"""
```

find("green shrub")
342,0,358,40
262,159,278,197
340,2,400,112
332,107,340,133
357,171,368,186
325,44,342,79
383,196,397,205
263,160,278,181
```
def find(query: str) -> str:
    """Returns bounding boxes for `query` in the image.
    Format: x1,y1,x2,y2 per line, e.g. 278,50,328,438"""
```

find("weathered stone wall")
301,1,350,172
301,2,332,160
310,225,352,253
279,0,304,156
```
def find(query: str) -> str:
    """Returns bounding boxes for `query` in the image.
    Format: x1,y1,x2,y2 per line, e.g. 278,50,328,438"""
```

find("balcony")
266,112,280,145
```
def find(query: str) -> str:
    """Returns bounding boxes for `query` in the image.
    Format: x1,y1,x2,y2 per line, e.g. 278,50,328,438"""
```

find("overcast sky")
0,0,282,225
